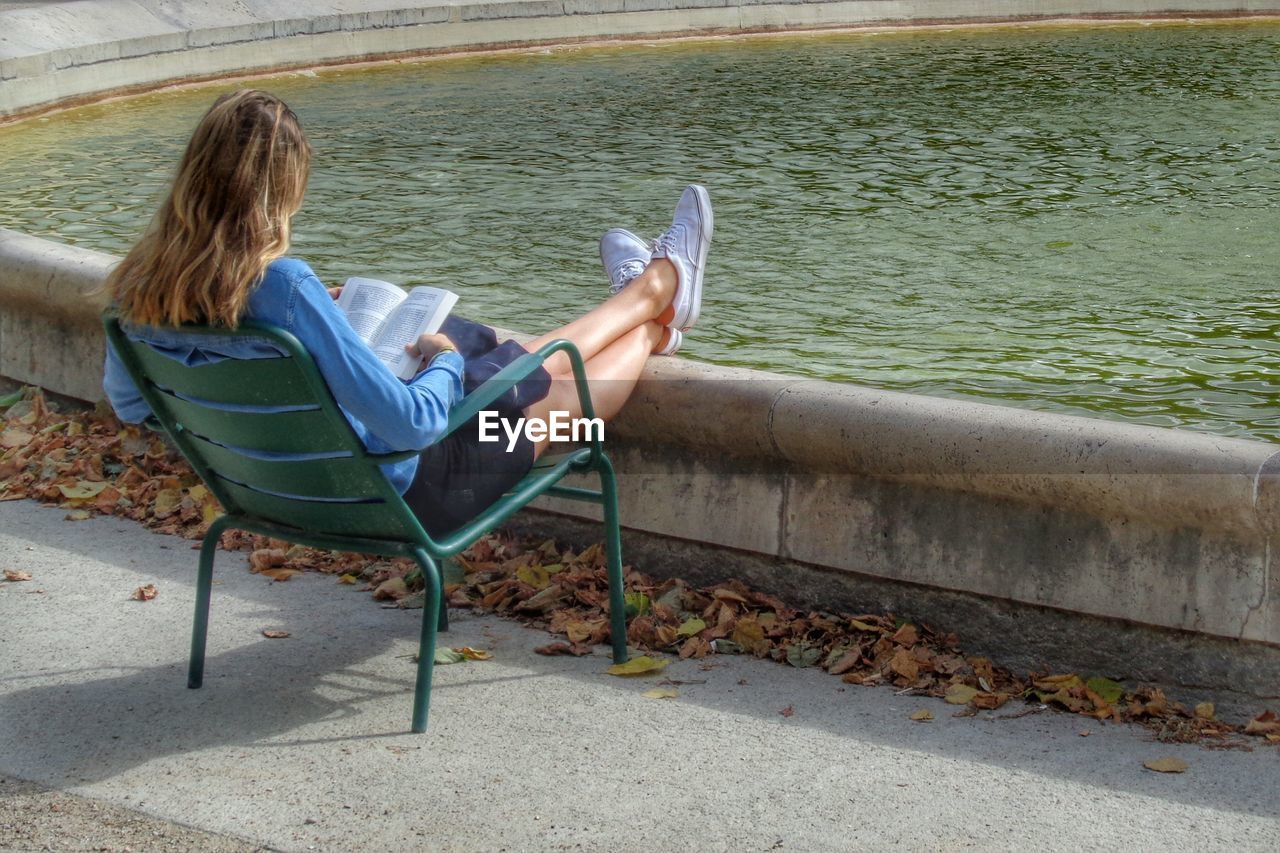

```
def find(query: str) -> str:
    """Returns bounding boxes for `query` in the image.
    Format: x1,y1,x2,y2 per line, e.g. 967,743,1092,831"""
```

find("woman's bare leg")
525,260,677,375
524,322,664,458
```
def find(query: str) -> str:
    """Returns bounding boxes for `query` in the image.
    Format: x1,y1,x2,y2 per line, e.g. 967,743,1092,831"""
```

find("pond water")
2,22,1279,440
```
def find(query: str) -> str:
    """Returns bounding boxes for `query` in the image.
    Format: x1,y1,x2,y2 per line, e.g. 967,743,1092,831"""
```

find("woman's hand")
327,286,343,301
405,332,458,372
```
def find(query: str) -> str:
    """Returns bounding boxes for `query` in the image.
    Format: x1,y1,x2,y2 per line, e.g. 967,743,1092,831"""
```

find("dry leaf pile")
1,388,219,539
3,387,1277,745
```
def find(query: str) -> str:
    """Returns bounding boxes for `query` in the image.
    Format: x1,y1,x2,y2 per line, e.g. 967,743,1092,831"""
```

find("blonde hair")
107,90,312,328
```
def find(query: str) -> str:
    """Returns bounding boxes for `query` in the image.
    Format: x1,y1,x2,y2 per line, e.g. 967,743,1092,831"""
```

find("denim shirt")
102,257,465,493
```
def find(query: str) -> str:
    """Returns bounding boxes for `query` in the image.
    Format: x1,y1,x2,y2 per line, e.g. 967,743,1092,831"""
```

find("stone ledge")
1,229,1275,653
5,1,1280,116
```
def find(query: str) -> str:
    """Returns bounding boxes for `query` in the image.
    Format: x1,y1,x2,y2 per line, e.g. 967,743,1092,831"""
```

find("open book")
336,276,459,380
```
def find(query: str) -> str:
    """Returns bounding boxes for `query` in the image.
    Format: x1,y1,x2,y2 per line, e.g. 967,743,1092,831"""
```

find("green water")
3,22,1280,439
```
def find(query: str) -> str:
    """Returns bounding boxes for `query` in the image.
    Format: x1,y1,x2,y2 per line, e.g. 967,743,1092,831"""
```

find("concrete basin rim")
4,4,1280,124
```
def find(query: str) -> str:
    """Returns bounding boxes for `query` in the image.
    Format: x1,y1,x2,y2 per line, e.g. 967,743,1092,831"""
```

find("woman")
102,89,712,535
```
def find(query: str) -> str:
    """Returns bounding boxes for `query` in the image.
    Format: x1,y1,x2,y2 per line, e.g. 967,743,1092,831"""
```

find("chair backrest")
104,316,429,543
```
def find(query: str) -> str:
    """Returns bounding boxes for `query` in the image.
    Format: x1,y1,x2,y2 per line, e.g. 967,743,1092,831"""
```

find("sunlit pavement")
2,499,1277,851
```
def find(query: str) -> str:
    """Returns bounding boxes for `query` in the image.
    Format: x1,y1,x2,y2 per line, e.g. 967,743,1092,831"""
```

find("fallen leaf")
0,429,33,449
1143,757,1188,773
565,619,605,644
64,509,92,521
373,577,408,600
679,637,711,659
910,709,934,722
249,548,287,571
731,617,768,654
623,591,651,617
1079,730,1091,737
434,648,465,665
779,705,795,718
891,623,919,647
1194,702,1215,721
676,617,706,638
337,574,358,584
4,570,33,582
151,487,183,518
945,684,980,705
453,646,492,661
828,650,861,676
889,647,919,681
607,655,669,677
131,584,158,601
1244,710,1280,736
58,481,108,501
712,587,749,605
849,619,882,633
516,584,567,613
972,692,1011,711
1085,676,1125,706
786,642,822,669
258,567,301,582
516,564,550,590
642,688,679,699
262,630,290,639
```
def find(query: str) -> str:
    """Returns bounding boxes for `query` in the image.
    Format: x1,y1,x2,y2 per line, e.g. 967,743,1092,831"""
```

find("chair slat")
129,343,316,407
155,392,350,454
215,477,422,540
188,434,390,500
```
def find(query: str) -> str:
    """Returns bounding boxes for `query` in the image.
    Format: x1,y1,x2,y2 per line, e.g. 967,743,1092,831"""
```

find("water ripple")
1,23,1279,439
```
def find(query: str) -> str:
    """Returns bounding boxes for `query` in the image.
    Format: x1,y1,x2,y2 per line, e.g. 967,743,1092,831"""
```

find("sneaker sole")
675,185,713,331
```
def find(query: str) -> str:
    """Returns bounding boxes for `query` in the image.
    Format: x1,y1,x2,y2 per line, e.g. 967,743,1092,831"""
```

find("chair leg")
438,593,449,634
410,549,443,733
597,456,629,665
189,516,232,689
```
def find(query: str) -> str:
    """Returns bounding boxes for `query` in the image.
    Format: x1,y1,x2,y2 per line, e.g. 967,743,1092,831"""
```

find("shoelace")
609,259,647,294
650,226,681,259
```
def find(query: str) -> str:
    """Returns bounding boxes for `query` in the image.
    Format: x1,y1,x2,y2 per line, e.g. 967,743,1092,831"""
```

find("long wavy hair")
107,90,311,328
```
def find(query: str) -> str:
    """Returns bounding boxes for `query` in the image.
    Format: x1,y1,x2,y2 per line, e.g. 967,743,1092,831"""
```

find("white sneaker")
655,327,682,356
599,228,650,294
650,184,712,332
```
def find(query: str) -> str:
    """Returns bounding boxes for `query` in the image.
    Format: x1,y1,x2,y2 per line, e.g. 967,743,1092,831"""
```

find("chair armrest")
441,351,552,436
439,338,603,465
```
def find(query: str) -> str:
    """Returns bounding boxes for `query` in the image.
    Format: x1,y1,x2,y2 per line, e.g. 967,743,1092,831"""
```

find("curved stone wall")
3,226,1278,657
4,0,1280,119
2,1,1279,704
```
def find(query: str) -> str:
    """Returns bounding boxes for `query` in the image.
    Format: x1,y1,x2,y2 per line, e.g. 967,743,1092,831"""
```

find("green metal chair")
103,316,629,733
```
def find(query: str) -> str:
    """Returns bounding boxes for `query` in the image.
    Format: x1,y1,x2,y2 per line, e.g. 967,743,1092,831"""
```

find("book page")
370,287,460,379
336,277,407,343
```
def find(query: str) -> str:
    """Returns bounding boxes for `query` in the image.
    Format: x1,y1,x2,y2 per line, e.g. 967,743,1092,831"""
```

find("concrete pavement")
1,498,1277,851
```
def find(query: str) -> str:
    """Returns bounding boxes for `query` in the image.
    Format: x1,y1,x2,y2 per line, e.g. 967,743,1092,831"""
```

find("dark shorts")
403,409,535,538
402,316,549,538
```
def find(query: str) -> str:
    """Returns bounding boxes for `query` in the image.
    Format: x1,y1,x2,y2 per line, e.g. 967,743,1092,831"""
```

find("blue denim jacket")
102,257,465,493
